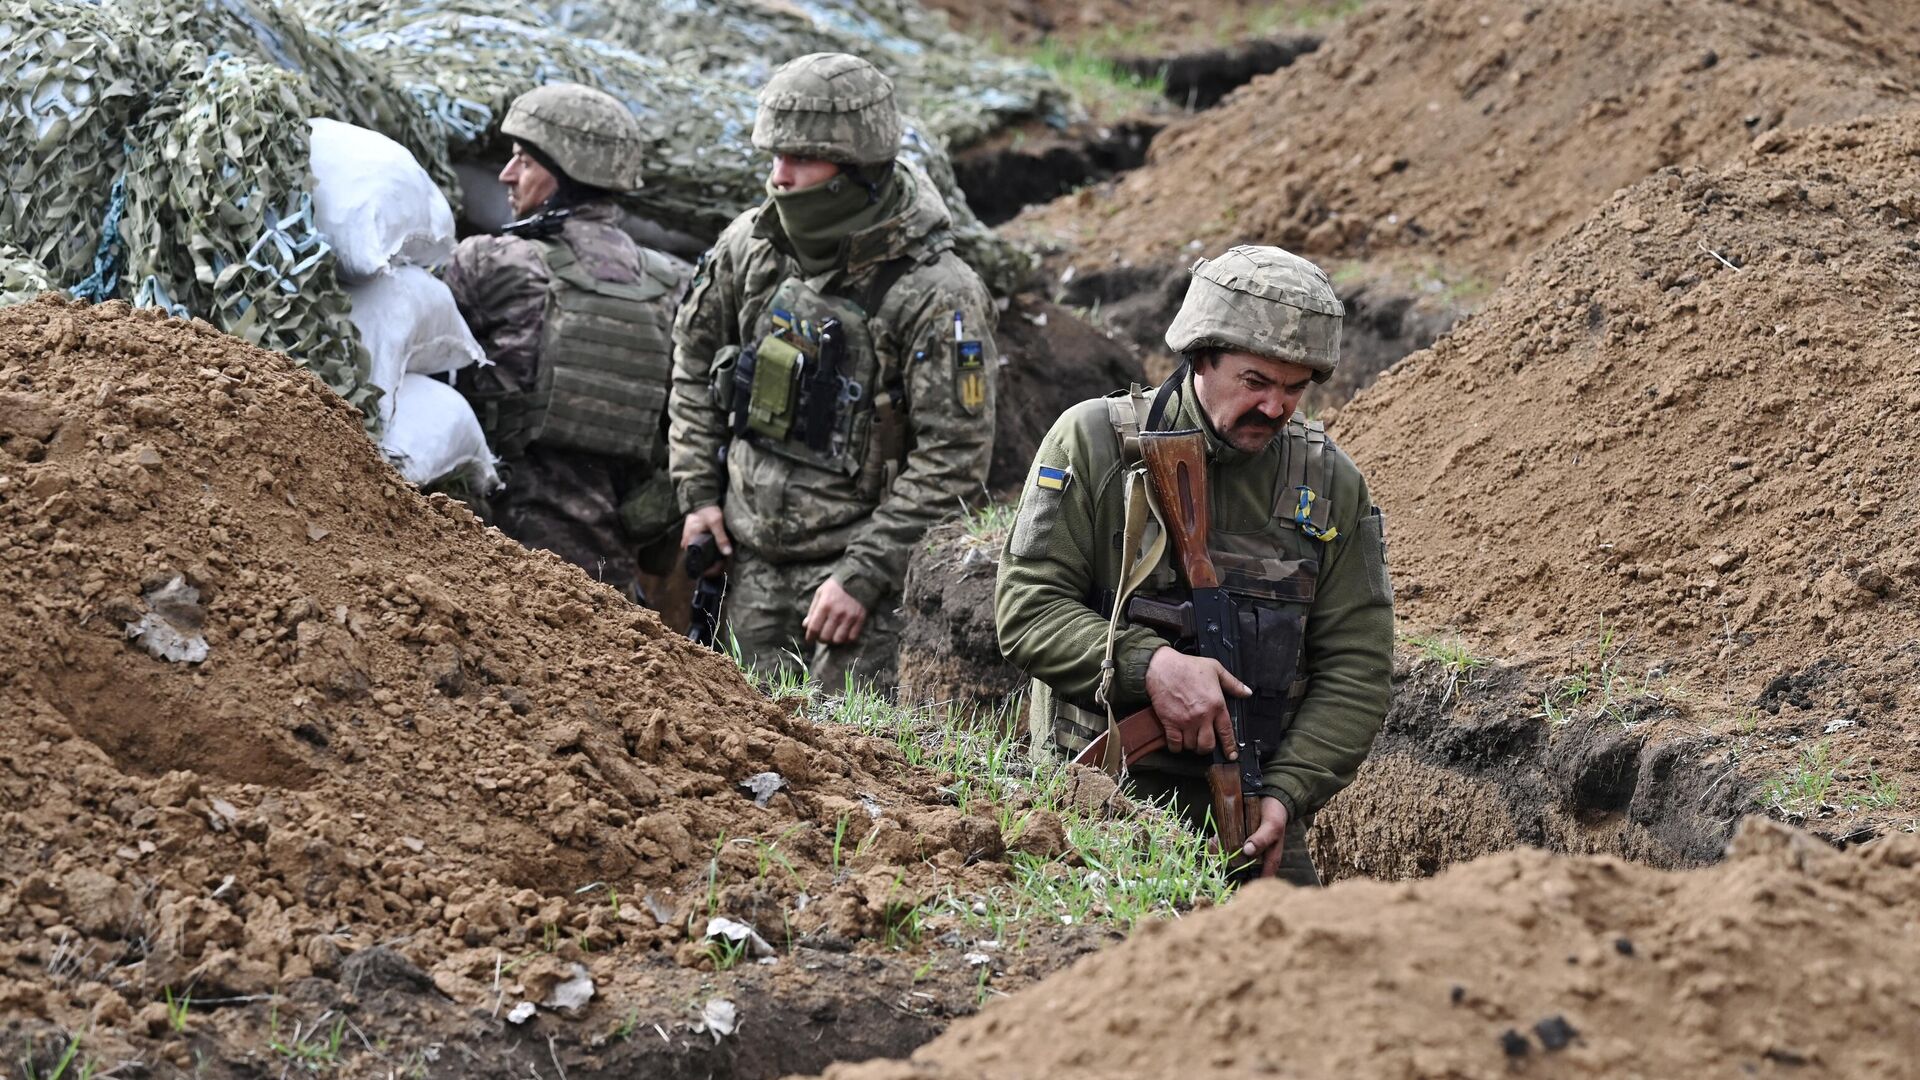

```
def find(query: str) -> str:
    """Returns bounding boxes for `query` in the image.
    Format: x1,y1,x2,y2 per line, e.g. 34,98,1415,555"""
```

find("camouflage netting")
547,0,1072,151
298,0,1035,292
134,0,461,212
120,55,376,421
0,0,156,286
0,245,58,307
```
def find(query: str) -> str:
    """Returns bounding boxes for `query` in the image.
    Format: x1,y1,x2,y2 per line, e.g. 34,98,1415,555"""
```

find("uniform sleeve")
444,236,547,393
828,271,997,609
1260,462,1395,819
667,231,744,513
993,406,1170,710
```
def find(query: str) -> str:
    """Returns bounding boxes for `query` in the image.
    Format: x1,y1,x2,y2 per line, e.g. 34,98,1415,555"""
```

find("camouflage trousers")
720,544,902,693
490,446,647,598
1125,769,1321,887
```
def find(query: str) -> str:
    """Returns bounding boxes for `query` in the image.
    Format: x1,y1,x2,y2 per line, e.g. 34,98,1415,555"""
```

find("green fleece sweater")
994,380,1394,818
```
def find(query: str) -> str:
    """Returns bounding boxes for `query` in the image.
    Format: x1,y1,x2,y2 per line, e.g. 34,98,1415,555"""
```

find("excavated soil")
0,297,1107,1075
1015,0,1920,284
896,522,1020,713
985,295,1144,492
812,817,1920,1080
1337,111,1920,833
922,0,1316,48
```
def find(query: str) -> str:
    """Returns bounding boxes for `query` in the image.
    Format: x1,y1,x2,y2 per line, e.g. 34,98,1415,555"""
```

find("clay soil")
813,817,1920,1080
0,298,1107,1076
1014,0,1920,285
1332,110,1920,837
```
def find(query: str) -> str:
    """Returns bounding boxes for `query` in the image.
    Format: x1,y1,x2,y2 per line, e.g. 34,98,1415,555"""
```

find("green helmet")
752,52,900,166
1164,245,1344,382
501,83,646,192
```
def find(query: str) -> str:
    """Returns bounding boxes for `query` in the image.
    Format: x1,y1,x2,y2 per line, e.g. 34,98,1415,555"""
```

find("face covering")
768,164,901,275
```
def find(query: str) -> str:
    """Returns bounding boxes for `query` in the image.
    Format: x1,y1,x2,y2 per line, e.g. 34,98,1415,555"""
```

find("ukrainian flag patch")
1035,465,1071,492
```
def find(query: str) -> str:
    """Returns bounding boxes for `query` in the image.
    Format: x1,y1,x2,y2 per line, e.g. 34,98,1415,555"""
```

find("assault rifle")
1072,430,1266,878
685,532,726,649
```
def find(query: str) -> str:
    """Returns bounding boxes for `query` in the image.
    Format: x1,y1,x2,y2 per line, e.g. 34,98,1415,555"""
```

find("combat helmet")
752,52,901,166
1164,245,1344,383
501,83,646,192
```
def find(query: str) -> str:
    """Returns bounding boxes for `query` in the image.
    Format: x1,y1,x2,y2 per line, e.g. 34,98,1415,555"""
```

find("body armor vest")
482,235,678,459
1046,392,1337,758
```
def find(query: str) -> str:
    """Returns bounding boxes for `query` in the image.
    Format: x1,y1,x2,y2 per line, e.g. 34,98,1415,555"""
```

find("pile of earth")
922,0,1329,48
0,297,1079,1073
1016,0,1920,286
1338,109,1920,825
813,816,1920,1079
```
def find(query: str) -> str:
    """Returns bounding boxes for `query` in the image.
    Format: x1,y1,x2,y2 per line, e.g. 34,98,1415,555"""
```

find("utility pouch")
709,345,742,412
616,470,681,545
747,335,803,441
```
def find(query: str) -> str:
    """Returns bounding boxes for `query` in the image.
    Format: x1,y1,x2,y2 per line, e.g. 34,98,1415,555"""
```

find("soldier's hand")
681,505,732,574
1144,646,1251,757
1240,797,1290,878
804,577,868,646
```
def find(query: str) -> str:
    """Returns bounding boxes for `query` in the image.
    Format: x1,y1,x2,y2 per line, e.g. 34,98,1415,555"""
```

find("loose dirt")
1335,110,1920,831
813,817,1920,1080
0,297,1086,1074
1015,0,1920,284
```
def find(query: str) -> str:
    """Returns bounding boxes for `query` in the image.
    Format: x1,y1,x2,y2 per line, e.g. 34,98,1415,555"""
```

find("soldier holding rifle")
995,246,1393,884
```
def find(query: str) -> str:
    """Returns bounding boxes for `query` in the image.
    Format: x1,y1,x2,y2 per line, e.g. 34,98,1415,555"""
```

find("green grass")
1538,622,1662,728
963,501,1018,540
1027,40,1167,118
778,674,1234,935
164,986,192,1033
1405,631,1487,708
267,1008,346,1071
21,1032,100,1080
1757,741,1903,814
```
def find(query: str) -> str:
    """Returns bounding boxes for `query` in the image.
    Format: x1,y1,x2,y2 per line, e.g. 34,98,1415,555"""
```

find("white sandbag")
347,266,488,425
379,373,500,492
309,117,456,279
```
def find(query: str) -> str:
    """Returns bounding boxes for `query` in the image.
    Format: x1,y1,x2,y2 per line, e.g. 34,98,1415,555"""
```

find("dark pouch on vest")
709,345,742,412
1236,601,1306,754
747,336,802,441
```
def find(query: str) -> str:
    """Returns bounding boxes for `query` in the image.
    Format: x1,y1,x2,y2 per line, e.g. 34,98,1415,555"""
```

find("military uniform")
996,247,1394,885
667,53,997,687
444,84,684,597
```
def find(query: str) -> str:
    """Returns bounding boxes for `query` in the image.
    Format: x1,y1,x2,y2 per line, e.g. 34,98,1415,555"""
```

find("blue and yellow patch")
1035,465,1072,492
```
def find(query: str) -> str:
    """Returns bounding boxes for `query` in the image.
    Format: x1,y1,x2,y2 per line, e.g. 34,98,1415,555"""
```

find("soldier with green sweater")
996,246,1393,884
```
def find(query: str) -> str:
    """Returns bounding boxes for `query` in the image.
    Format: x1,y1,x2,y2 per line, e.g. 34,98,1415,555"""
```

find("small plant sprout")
164,986,192,1032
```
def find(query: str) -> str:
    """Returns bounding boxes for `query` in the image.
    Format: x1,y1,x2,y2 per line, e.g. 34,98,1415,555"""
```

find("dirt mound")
814,817,1920,1079
817,814,1920,1076
1334,110,1920,823
0,298,1017,1065
988,296,1144,491
1016,0,1920,282
923,0,1299,47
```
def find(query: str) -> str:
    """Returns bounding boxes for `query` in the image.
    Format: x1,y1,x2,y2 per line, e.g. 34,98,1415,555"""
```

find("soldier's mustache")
1232,409,1283,436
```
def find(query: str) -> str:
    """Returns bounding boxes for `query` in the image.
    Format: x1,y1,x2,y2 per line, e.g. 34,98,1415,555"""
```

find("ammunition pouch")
747,334,804,441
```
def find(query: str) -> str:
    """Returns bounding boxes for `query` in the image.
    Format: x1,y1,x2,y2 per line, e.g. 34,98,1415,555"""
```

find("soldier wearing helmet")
667,53,998,687
444,83,686,602
995,246,1393,885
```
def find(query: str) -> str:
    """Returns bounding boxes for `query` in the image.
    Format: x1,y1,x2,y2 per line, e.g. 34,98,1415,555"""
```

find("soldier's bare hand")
1240,797,1290,878
804,577,868,646
1144,646,1251,757
681,505,732,571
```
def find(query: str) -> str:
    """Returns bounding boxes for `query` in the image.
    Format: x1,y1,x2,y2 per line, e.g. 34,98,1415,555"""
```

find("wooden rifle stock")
1107,431,1265,874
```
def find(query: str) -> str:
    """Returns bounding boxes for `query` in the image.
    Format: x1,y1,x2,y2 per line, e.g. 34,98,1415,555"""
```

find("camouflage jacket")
995,377,1394,819
667,161,997,610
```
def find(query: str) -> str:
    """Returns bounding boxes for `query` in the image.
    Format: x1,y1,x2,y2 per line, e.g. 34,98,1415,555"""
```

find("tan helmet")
501,83,646,192
1164,245,1344,382
751,52,900,166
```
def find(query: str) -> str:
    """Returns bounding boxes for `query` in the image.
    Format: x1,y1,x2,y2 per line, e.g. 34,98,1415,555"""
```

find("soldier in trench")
667,52,998,688
444,83,686,603
995,246,1395,884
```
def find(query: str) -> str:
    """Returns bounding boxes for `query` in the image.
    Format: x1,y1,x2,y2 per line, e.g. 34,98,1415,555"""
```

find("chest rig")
724,254,922,480
478,230,678,460
1048,382,1338,760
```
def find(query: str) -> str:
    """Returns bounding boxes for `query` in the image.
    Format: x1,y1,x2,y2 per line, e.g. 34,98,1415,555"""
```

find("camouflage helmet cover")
502,83,646,192
752,52,901,166
1164,245,1344,382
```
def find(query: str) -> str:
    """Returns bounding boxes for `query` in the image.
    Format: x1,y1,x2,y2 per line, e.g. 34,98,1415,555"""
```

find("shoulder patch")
1034,464,1071,491
954,330,987,415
